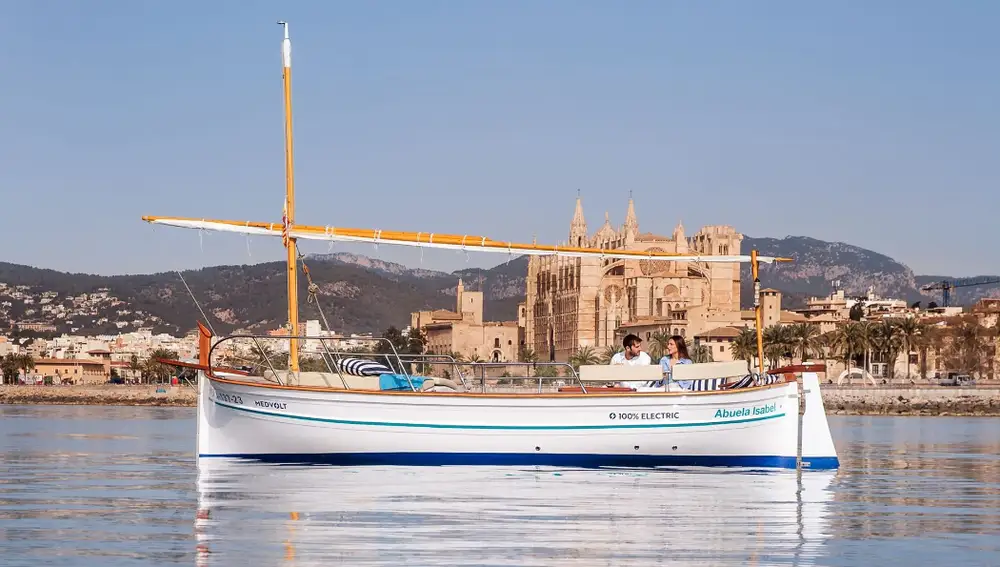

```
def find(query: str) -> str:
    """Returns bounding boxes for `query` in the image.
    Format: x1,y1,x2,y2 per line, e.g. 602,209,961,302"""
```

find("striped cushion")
689,378,726,391
336,358,393,377
646,377,728,391
757,373,783,385
727,373,783,390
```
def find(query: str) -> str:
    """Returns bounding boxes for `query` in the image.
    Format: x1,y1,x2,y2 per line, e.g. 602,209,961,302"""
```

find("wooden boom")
140,216,793,264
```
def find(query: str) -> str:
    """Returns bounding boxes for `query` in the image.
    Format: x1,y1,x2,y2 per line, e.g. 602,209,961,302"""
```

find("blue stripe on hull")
198,452,840,470
212,400,786,430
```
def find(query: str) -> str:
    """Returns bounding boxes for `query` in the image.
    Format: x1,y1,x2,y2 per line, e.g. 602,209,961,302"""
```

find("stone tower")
761,288,782,328
456,278,483,325
690,225,743,310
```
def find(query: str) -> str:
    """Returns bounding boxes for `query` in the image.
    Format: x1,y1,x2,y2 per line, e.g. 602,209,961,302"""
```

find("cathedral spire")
624,193,638,237
673,220,688,253
570,193,587,246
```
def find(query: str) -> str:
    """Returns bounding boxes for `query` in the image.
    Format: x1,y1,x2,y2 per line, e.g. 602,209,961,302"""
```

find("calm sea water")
1,405,998,566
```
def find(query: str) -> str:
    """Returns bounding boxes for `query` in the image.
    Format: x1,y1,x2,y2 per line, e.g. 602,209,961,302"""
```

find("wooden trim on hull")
770,363,826,374
557,386,635,393
203,370,794,399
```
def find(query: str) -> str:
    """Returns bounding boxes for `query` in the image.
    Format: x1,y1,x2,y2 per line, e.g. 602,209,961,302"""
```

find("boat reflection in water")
194,460,837,566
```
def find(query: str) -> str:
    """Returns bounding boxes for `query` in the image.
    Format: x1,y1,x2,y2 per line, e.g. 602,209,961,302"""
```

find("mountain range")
741,236,1000,309
1,237,997,337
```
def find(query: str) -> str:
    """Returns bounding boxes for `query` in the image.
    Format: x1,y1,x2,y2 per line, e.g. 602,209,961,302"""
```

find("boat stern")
799,372,839,469
196,369,214,463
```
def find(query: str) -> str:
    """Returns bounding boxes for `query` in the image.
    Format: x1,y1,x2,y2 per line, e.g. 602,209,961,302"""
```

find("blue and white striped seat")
689,378,726,391
335,358,393,377
670,361,749,392
727,373,784,390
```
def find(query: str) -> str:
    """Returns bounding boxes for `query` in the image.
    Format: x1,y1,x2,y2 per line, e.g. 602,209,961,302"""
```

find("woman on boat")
658,335,693,389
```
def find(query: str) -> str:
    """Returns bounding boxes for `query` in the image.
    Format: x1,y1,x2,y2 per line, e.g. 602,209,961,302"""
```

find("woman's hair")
670,335,690,359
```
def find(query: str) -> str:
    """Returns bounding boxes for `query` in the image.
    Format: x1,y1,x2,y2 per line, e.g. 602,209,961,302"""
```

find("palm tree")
144,348,179,384
790,323,822,363
895,317,923,382
600,345,623,365
15,353,34,380
647,329,671,363
856,321,876,378
406,327,427,355
1,354,20,384
818,330,838,376
517,346,537,363
916,322,943,380
731,327,758,372
869,320,902,382
568,345,601,371
943,319,990,378
127,354,143,382
763,325,794,368
690,342,714,363
831,322,867,385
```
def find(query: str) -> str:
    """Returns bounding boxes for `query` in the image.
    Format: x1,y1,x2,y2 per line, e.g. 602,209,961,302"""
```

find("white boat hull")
195,372,839,470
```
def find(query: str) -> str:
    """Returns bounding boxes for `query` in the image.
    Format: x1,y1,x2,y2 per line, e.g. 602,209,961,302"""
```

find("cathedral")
523,196,744,362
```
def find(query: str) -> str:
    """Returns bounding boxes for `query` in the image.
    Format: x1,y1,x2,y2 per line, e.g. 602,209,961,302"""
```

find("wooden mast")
278,21,300,374
751,249,765,376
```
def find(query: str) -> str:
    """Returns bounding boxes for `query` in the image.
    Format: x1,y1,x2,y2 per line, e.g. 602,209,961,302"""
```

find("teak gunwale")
201,369,794,399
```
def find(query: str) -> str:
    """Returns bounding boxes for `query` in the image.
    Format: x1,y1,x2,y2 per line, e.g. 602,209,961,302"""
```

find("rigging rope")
176,270,216,337
295,244,345,372
245,221,252,257
296,247,332,330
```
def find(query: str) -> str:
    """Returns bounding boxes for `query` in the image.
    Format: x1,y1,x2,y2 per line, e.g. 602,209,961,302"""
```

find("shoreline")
1,385,998,416
0,385,196,408
821,386,999,417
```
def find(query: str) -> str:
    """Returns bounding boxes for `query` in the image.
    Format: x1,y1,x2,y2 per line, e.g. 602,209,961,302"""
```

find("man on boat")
610,334,651,366
610,334,653,389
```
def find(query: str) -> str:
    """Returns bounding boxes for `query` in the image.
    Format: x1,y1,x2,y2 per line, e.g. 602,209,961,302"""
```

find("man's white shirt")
609,351,651,366
610,351,654,389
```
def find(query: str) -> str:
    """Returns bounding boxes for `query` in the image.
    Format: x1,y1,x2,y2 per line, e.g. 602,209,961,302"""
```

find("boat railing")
391,353,470,389
450,361,584,393
208,333,420,391
205,334,587,393
390,356,585,392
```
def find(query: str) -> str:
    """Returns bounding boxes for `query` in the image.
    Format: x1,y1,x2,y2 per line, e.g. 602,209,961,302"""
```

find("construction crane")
920,277,1000,307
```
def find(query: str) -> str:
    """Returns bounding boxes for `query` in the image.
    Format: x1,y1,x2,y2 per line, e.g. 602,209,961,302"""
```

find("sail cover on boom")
141,216,792,264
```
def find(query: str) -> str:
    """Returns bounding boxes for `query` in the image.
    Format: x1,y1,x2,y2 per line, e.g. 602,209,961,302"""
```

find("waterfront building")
411,280,522,362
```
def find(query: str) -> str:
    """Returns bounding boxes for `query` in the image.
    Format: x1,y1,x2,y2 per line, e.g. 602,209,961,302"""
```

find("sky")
2,1,998,278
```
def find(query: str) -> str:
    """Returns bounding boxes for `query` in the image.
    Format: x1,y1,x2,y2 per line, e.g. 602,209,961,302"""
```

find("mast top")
277,21,291,68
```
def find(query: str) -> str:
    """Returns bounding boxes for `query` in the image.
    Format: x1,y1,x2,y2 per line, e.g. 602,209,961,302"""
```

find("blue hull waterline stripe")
212,399,786,430
198,452,840,470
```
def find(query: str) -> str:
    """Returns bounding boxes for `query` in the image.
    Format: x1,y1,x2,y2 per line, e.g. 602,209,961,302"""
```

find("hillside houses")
0,282,163,336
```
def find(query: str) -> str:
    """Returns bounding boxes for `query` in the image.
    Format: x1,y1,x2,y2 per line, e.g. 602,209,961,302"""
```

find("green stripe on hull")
212,400,786,430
